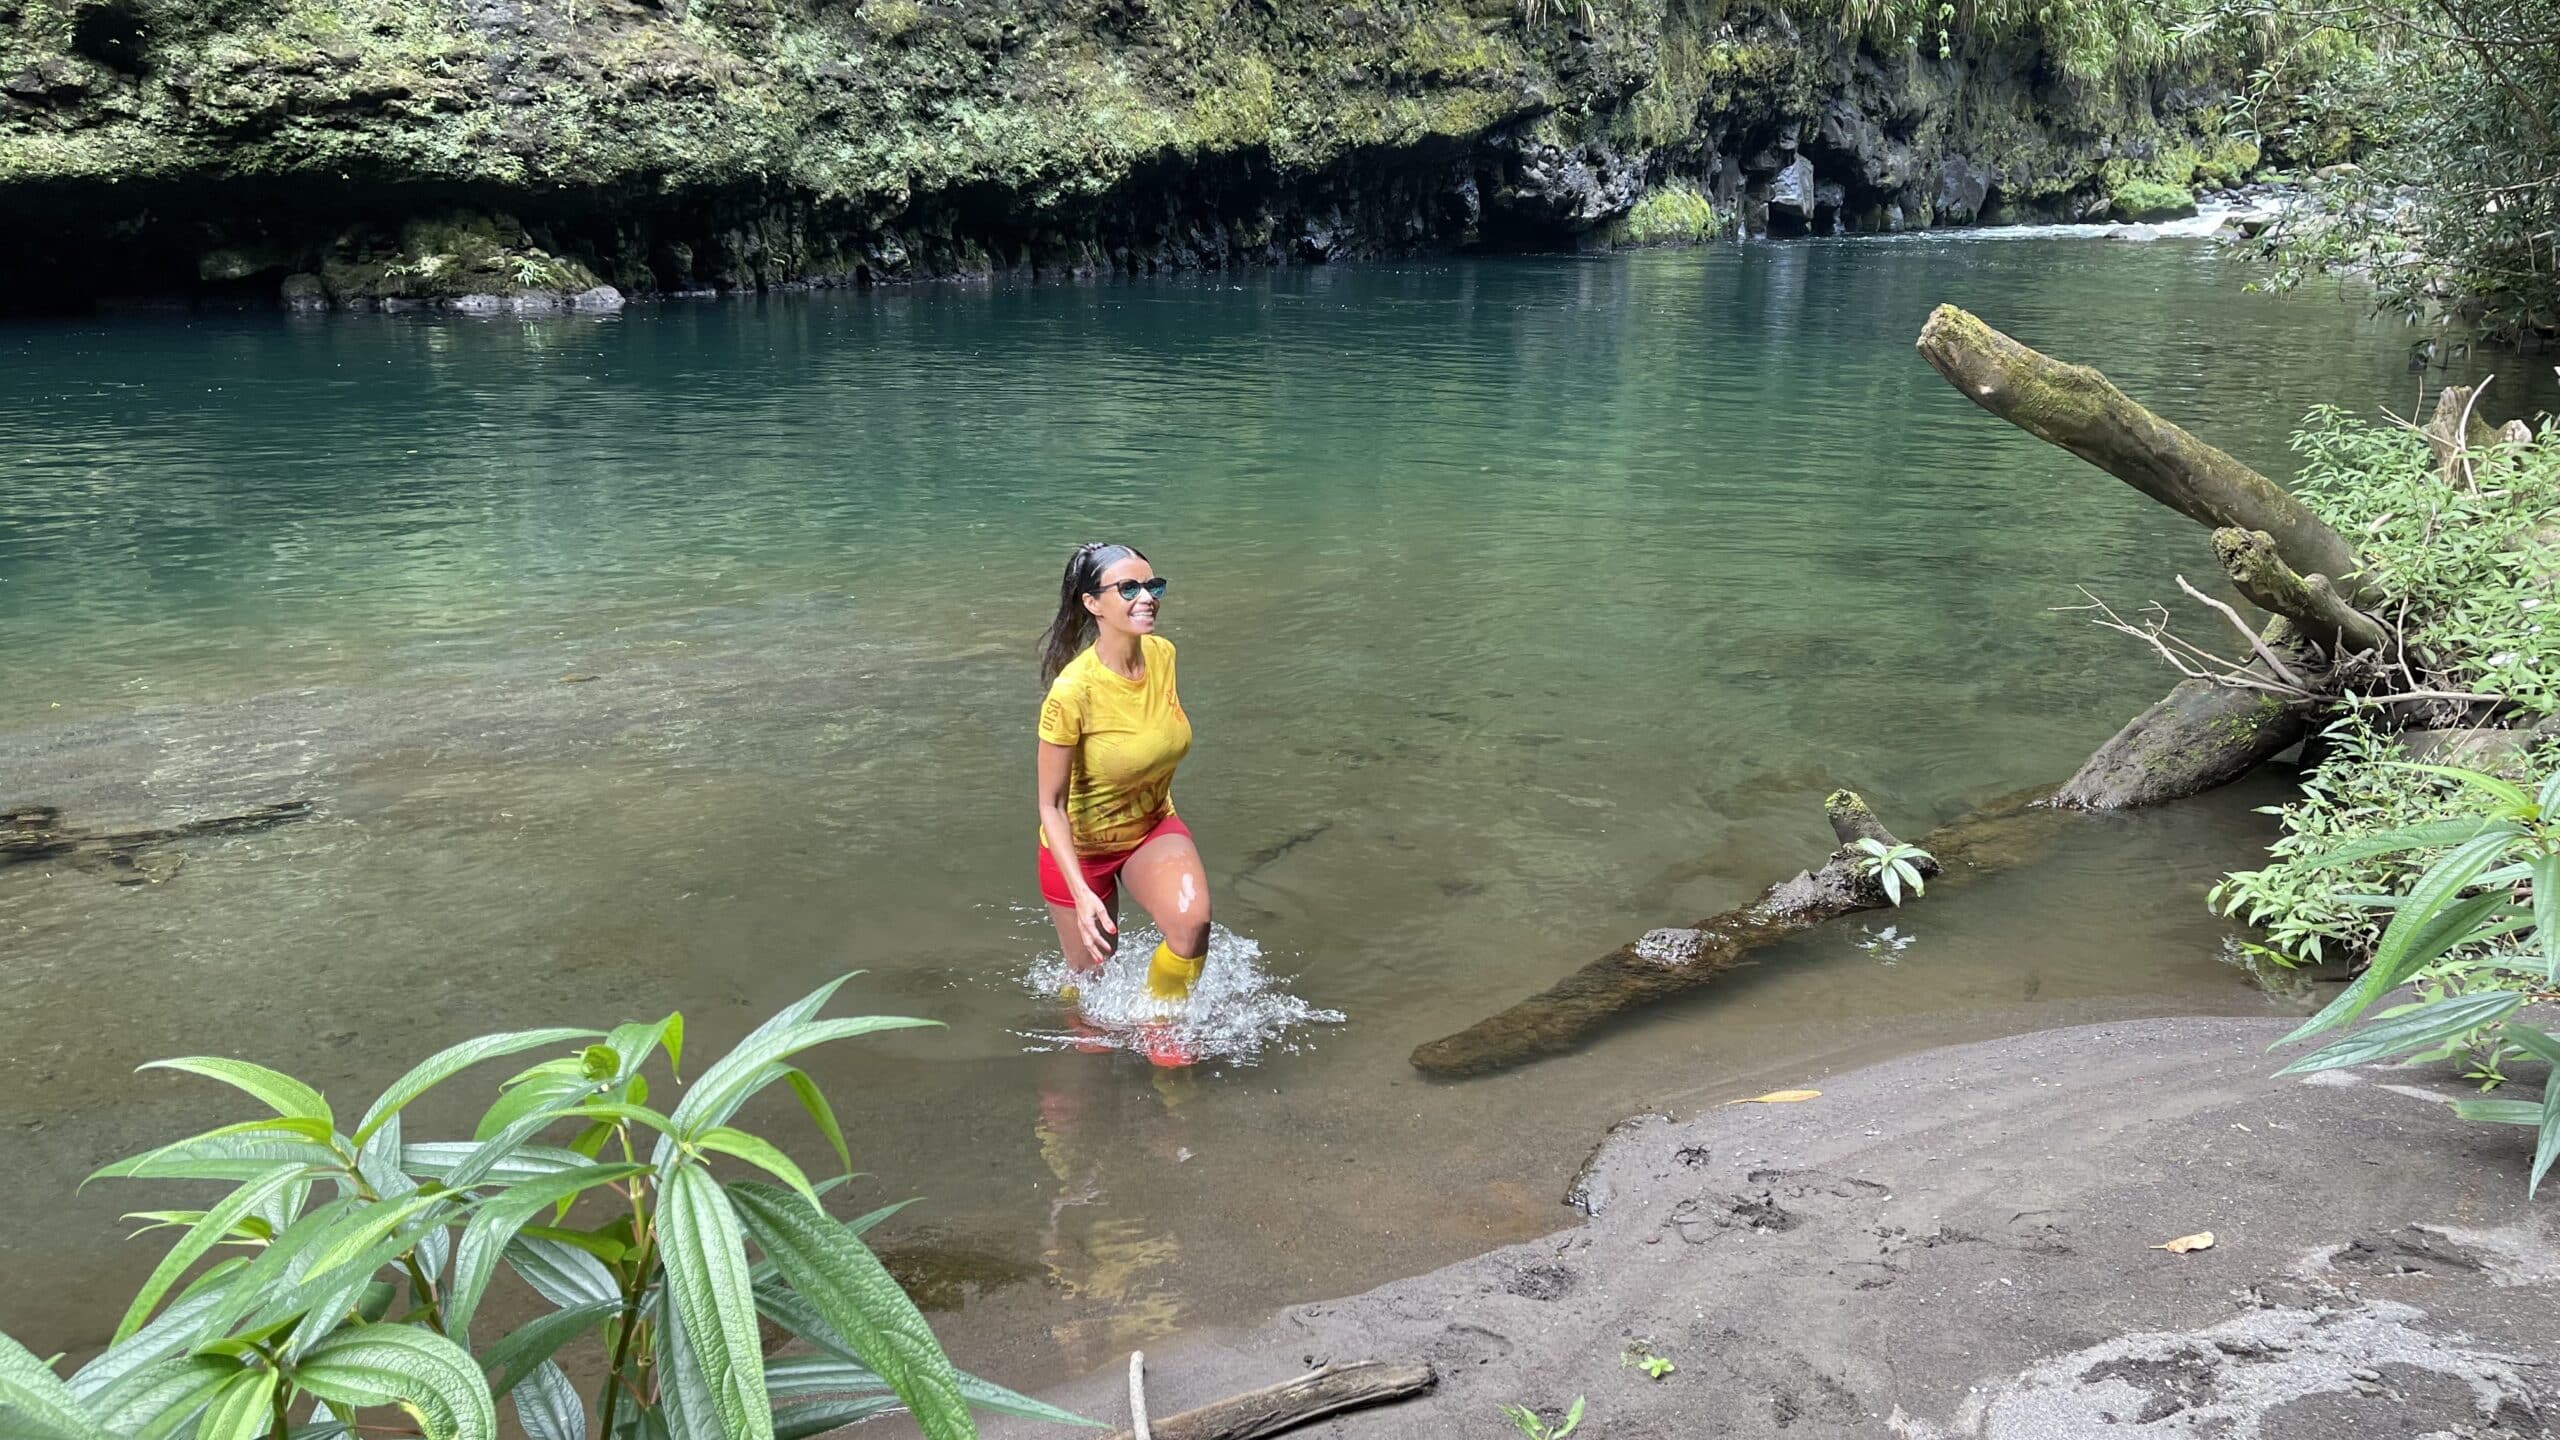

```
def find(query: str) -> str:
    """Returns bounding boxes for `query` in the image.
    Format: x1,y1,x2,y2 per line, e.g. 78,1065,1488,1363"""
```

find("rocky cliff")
0,0,2259,310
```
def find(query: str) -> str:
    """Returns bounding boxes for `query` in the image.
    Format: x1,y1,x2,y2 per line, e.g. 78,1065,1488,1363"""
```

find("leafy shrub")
2244,0,2560,342
2109,179,2197,222
0,977,1090,1440
1616,182,1720,245
2274,762,2560,1188
2218,411,2560,1081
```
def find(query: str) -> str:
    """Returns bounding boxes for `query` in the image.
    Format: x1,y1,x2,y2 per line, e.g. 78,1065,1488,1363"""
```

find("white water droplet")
1018,923,1343,1065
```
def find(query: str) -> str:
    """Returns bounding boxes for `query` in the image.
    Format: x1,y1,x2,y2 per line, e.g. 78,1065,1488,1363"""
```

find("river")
2,232,2547,1389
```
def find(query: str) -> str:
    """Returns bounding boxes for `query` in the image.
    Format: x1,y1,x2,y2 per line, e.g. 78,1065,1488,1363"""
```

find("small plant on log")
2274,760,2560,1189
1850,838,1934,905
0,976,1090,1440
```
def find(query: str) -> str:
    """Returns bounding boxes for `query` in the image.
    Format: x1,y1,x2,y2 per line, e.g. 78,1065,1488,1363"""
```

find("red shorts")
1039,813,1191,908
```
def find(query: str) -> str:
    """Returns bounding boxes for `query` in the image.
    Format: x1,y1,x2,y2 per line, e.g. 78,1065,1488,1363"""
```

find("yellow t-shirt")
1037,635,1193,854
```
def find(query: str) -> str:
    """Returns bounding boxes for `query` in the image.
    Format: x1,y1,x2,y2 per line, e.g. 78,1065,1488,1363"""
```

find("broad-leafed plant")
0,975,1092,1440
2276,764,2560,1191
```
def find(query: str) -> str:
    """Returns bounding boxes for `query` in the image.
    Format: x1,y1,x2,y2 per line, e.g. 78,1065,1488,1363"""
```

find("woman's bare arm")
1038,740,1117,962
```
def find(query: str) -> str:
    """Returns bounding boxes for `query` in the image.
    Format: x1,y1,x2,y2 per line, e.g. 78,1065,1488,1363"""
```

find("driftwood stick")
1106,1362,1436,1440
1129,1353,1152,1440
1916,304,2377,607
1410,790,2069,1079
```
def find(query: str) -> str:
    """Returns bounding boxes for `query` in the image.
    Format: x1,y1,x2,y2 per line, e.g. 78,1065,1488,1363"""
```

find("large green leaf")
444,1088,620,1194
780,1070,852,1178
302,1193,452,1286
2383,762,2537,812
760,1356,887,1402
355,1029,600,1146
0,1331,105,1440
141,1058,333,1129
2455,1098,2544,1125
692,1129,819,1207
2282,875,2517,1047
85,1355,236,1440
602,1015,683,1087
509,1361,584,1440
92,1123,341,1186
501,1235,621,1310
656,1165,772,1440
444,1164,647,1344
402,1143,593,1186
476,1298,619,1400
295,1326,494,1440
728,1182,970,1440
2502,1025,2560,1196
654,1285,721,1440
2297,816,2509,869
115,1164,312,1345
667,1018,940,1158
194,1367,279,1440
69,1266,245,1401
193,1195,371,1348
756,1288,1094,1428
2533,852,2560,982
774,1398,904,1440
2278,990,2524,1073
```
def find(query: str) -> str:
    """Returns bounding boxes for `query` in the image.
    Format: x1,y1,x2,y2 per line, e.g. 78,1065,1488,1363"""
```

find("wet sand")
997,1016,2560,1438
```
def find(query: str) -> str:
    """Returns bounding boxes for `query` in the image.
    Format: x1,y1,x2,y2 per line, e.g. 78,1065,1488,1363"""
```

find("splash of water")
1017,923,1343,1065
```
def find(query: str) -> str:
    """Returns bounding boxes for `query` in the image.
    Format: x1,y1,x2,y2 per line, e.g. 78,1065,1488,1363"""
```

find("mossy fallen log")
1408,789,2071,1078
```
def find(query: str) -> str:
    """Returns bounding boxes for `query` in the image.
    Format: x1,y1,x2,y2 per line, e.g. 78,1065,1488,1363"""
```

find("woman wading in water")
1036,542,1212,1014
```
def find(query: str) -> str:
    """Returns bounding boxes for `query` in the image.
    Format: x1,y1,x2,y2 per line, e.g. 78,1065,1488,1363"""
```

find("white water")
1017,922,1345,1066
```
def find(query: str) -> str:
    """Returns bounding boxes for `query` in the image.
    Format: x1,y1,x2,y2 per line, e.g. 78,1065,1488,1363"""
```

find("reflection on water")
4,240,2555,1387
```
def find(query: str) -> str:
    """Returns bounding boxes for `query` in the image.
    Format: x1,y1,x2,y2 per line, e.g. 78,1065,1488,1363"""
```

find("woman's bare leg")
1120,830,1212,960
1048,891,1119,978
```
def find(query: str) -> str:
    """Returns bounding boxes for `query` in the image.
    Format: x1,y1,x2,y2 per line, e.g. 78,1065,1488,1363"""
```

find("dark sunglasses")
1097,577,1168,602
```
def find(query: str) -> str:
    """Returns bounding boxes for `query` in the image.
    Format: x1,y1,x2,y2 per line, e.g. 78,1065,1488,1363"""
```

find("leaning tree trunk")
1915,305,2388,809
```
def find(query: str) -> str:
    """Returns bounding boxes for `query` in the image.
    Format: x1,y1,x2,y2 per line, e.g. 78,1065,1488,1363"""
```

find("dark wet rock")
278,273,326,311
568,284,624,313
1934,154,1994,223
1769,155,1816,219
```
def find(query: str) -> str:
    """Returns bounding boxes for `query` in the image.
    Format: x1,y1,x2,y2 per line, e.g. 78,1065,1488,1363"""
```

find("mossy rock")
2109,179,2196,223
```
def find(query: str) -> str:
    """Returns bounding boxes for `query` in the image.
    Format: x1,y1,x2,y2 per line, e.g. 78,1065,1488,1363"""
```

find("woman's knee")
1163,868,1213,955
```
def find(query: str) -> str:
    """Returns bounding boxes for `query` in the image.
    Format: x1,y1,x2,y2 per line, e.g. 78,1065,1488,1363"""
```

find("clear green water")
3,239,2547,1384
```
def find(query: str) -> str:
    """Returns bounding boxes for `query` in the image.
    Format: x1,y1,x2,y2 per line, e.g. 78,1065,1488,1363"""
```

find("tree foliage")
2237,0,2560,341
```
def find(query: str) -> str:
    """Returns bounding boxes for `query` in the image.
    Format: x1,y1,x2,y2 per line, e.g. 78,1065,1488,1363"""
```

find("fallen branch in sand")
1103,1360,1437,1440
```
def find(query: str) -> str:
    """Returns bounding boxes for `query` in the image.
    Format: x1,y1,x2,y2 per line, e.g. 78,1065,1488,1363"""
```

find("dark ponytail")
1039,541,1146,685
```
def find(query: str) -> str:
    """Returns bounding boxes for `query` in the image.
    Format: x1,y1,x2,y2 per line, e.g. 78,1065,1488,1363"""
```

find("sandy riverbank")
990,1016,2557,1438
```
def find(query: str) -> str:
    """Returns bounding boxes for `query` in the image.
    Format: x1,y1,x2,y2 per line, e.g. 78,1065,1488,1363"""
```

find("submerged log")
1409,789,2072,1078
1106,1362,1437,1440
1916,304,2377,607
3,801,315,884
2050,655,2313,809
